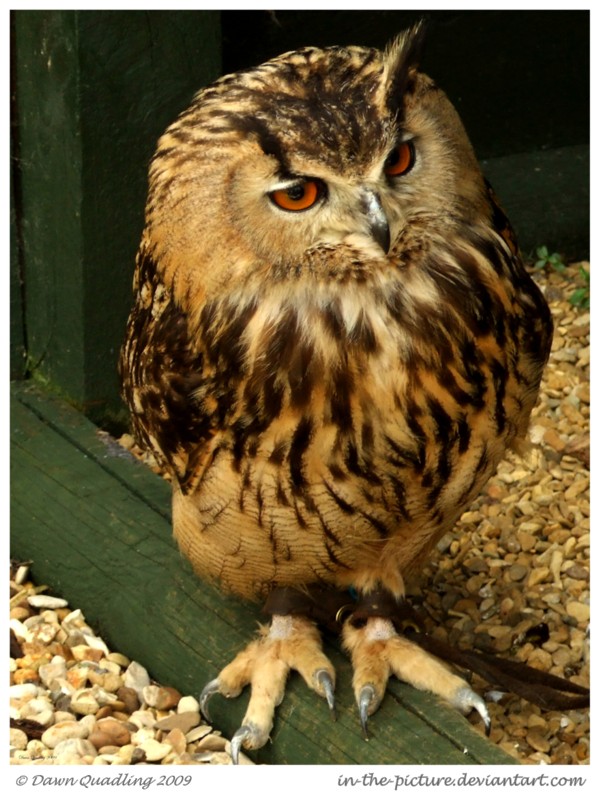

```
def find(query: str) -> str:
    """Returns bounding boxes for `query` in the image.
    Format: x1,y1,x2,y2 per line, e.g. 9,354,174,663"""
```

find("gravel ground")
9,569,254,766
9,260,589,766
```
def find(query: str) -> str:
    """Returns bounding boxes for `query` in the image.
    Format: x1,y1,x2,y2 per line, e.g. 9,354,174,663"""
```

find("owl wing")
484,178,519,257
120,246,234,495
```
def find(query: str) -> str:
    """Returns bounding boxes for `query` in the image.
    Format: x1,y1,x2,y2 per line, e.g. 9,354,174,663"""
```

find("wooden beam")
11,381,516,765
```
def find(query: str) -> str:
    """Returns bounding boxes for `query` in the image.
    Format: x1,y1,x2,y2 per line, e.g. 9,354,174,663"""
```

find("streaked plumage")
120,23,552,760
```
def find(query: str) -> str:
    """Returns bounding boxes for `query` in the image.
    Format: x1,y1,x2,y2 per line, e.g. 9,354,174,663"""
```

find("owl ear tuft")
383,20,427,113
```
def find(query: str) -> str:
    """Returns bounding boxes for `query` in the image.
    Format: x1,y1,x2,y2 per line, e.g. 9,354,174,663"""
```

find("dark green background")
11,10,589,426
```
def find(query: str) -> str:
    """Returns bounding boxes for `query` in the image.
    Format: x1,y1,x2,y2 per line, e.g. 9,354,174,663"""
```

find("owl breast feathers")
120,25,552,603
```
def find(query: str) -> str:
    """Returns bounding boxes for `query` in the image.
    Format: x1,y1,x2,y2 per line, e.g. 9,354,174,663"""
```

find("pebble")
185,724,213,743
139,739,173,762
88,719,132,749
116,685,140,713
69,688,100,715
83,634,109,655
164,728,187,755
508,564,528,581
106,651,130,668
195,733,228,752
20,697,55,727
526,730,551,753
71,645,105,663
27,594,69,609
53,737,97,761
10,728,28,750
516,530,537,551
89,670,122,693
9,682,39,700
131,727,157,747
565,601,590,623
527,567,550,587
142,684,182,710
129,709,157,730
39,658,67,687
155,710,200,734
10,619,32,642
123,661,151,699
67,665,90,688
42,720,88,749
177,695,200,714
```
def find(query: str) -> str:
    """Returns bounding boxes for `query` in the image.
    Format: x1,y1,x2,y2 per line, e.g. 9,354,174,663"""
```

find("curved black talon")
199,678,220,723
358,685,376,740
316,669,336,720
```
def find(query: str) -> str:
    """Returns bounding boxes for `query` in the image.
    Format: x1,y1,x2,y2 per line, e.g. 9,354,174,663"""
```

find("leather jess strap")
262,584,590,711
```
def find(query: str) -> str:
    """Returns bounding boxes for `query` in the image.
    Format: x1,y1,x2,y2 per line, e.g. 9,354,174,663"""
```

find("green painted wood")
10,381,516,765
10,150,25,380
11,10,221,423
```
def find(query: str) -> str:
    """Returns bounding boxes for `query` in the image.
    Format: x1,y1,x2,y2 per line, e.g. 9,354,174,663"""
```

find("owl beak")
362,189,391,254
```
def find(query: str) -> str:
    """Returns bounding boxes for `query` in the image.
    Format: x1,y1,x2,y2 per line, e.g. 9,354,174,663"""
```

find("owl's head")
145,23,487,298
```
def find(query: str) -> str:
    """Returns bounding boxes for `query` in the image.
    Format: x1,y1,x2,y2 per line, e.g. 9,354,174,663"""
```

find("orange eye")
270,180,321,211
384,141,415,177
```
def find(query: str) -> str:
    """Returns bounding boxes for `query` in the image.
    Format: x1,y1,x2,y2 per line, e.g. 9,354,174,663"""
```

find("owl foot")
199,614,335,763
342,616,490,739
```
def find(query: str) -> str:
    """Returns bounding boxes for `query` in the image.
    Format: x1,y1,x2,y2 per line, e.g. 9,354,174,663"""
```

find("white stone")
30,621,60,645
98,658,122,674
41,720,87,749
27,594,69,609
128,709,156,730
142,685,162,707
83,633,109,655
140,739,172,762
123,661,150,699
61,609,93,636
53,738,97,760
70,688,100,715
9,619,32,642
39,659,67,687
15,564,30,584
27,739,47,758
10,728,28,750
9,683,39,700
77,714,98,738
21,697,55,727
177,695,200,715
131,727,157,747
105,651,130,668
91,686,118,707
